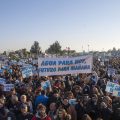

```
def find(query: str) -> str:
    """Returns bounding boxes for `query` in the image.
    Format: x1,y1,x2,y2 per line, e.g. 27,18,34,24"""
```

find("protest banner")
23,64,33,69
2,65,9,70
33,70,38,75
38,55,93,76
18,61,24,66
0,78,6,85
22,67,33,78
107,68,116,77
0,69,3,74
41,80,51,90
113,91,120,97
106,82,117,93
4,84,14,91
106,81,120,97
69,99,77,105
100,62,104,66
33,60,38,64
91,71,99,84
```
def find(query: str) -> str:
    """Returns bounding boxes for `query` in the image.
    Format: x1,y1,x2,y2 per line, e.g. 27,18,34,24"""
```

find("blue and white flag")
22,67,33,78
41,80,51,90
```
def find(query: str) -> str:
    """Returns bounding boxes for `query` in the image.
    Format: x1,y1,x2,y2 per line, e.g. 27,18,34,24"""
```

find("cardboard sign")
69,99,77,105
22,67,33,78
0,78,6,85
41,80,51,90
4,84,14,91
106,81,120,97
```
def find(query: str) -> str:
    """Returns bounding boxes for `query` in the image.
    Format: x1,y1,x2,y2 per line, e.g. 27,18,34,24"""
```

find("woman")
61,98,77,120
48,102,57,120
32,104,51,120
56,107,71,120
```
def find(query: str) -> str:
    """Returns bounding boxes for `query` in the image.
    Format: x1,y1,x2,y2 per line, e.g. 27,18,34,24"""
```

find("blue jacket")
35,95,49,108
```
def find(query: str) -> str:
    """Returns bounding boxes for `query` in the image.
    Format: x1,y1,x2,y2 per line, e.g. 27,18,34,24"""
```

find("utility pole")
88,44,90,53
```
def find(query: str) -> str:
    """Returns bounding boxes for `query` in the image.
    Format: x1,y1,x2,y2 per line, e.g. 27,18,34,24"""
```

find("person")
81,114,92,120
48,102,57,120
48,90,61,108
66,91,74,100
61,98,77,120
96,118,103,120
87,94,99,119
0,98,9,120
6,95,20,118
98,102,113,120
56,107,71,120
35,90,49,108
20,94,33,113
113,108,120,120
112,97,120,111
75,96,86,120
17,104,33,120
103,96,112,109
32,104,51,120
72,85,82,98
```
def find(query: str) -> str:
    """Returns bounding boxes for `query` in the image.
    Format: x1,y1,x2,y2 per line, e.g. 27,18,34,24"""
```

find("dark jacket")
75,103,86,120
17,112,33,120
99,107,113,120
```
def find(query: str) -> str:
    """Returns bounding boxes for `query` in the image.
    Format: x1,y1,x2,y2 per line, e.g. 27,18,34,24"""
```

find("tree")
112,47,117,51
61,49,76,56
22,48,28,58
45,41,62,55
2,51,6,55
30,41,42,57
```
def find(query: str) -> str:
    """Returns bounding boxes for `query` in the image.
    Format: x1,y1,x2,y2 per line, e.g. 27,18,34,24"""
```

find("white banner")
4,84,14,91
38,55,93,76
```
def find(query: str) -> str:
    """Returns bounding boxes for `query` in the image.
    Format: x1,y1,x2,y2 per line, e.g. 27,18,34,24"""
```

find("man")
17,104,33,120
35,90,49,108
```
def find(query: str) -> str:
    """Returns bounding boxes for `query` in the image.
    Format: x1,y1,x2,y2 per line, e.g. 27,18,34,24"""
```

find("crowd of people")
0,58,120,120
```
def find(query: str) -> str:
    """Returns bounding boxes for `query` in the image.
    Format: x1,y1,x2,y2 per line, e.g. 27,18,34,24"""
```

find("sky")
0,0,120,53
